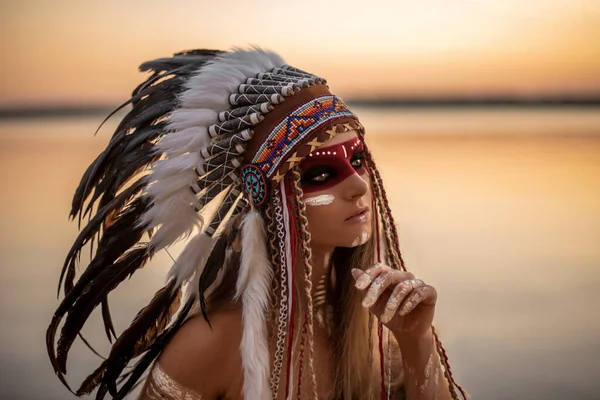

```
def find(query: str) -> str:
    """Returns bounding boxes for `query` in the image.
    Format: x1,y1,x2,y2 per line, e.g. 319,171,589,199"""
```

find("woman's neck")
311,246,333,281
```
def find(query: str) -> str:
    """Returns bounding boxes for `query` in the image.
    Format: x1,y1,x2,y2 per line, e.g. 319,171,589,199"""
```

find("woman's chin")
342,230,371,248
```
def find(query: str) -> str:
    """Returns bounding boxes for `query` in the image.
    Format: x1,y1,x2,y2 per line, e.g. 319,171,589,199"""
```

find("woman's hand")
351,264,437,341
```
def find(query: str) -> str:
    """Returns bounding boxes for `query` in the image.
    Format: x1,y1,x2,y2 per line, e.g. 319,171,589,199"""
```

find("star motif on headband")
286,151,302,166
325,127,337,137
273,170,285,183
307,138,322,152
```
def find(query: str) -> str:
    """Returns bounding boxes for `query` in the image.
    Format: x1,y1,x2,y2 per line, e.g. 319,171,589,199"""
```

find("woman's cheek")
303,193,338,243
304,194,335,207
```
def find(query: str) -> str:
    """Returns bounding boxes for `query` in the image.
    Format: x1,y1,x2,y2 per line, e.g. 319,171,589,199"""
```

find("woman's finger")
380,279,425,323
353,264,414,291
353,263,385,290
398,285,437,316
359,270,415,308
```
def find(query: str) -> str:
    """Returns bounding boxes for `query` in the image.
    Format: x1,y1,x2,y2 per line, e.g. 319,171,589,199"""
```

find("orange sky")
1,0,599,105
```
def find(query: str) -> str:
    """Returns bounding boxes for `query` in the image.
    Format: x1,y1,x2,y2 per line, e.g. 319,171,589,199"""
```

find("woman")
47,48,467,400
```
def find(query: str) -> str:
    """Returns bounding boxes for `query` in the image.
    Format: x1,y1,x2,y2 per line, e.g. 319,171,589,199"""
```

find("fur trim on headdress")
236,208,273,400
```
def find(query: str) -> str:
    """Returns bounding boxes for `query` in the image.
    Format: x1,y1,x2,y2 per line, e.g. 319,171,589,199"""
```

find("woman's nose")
342,171,369,201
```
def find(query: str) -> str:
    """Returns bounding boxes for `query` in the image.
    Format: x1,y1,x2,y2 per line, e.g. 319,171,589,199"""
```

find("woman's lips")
346,208,370,223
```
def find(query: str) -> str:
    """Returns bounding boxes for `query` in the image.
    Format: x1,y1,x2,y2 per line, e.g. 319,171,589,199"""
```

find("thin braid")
267,191,290,397
433,327,468,400
369,165,401,270
290,167,318,399
374,167,464,399
363,147,406,270
265,201,281,313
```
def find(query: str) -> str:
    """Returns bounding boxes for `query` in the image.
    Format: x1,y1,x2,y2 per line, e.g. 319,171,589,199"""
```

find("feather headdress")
47,46,468,400
46,47,366,399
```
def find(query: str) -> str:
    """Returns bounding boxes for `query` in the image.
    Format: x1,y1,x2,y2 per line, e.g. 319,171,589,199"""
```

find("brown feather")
111,294,197,400
76,359,108,396
55,246,149,374
132,286,181,357
101,297,117,342
102,279,179,396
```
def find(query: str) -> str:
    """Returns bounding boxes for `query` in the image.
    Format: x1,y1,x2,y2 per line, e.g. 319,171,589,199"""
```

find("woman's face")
298,130,373,250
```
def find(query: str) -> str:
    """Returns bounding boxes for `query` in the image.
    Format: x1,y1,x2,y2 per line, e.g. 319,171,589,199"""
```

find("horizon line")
1,96,600,119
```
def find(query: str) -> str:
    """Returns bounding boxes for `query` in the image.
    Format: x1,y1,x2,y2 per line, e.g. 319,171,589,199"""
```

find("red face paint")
299,137,366,193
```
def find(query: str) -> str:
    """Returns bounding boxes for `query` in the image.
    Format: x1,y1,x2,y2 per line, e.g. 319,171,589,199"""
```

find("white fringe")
144,47,285,252
236,208,273,400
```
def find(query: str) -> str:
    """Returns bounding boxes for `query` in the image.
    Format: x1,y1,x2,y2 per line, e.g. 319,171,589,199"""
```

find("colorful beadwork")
241,164,268,207
251,95,356,179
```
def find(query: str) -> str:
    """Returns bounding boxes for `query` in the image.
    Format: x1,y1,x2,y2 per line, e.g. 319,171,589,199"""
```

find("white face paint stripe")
342,144,348,158
351,230,369,247
304,194,335,207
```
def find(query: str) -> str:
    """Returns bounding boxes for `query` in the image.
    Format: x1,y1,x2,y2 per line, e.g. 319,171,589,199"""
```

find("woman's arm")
397,330,450,400
352,265,455,399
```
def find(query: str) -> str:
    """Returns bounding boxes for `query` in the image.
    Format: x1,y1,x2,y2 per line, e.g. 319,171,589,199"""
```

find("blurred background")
1,0,599,399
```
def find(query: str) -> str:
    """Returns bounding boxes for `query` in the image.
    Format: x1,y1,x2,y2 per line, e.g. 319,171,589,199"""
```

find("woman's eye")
301,166,335,185
312,172,330,182
350,154,365,169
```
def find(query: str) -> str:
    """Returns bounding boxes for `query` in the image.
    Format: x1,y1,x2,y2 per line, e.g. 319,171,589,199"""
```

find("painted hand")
351,264,437,340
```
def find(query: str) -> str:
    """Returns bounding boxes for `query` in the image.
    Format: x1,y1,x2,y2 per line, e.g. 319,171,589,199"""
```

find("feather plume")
112,294,196,400
198,233,229,324
76,360,108,396
143,48,285,253
157,126,211,158
49,48,288,400
237,208,273,400
168,232,214,288
102,280,180,396
53,246,150,374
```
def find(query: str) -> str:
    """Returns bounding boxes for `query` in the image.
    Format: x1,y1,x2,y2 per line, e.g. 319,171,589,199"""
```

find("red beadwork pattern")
252,95,355,179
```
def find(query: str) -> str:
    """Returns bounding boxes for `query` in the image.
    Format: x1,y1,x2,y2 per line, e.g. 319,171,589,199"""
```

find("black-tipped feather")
58,181,147,296
76,360,108,396
112,295,196,400
102,281,182,397
54,246,150,373
57,196,150,317
49,49,223,398
101,297,117,343
198,233,228,325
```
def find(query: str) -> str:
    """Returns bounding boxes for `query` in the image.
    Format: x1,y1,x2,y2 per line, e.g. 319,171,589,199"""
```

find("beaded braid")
433,327,469,399
364,147,467,400
369,164,402,270
265,201,281,317
363,147,405,270
362,144,402,270
289,167,318,399
265,196,290,397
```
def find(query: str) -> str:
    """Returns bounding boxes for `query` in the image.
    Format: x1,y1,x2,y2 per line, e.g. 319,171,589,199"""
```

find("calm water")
0,108,599,399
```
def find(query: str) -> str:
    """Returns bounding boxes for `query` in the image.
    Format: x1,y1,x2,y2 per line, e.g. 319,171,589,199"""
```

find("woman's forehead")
318,130,358,148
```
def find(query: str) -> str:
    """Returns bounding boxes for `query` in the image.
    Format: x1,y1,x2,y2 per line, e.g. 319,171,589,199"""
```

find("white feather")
237,208,273,400
168,109,218,131
142,47,286,260
167,232,214,287
157,126,211,157
141,193,202,251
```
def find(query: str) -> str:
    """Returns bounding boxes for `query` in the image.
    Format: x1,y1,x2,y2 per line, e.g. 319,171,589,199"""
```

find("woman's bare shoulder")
156,309,243,397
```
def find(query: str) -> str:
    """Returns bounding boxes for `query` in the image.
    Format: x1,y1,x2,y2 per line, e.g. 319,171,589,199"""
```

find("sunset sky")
1,0,599,105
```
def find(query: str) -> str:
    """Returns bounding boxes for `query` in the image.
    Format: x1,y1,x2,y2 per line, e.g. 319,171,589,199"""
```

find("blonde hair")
206,158,467,399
